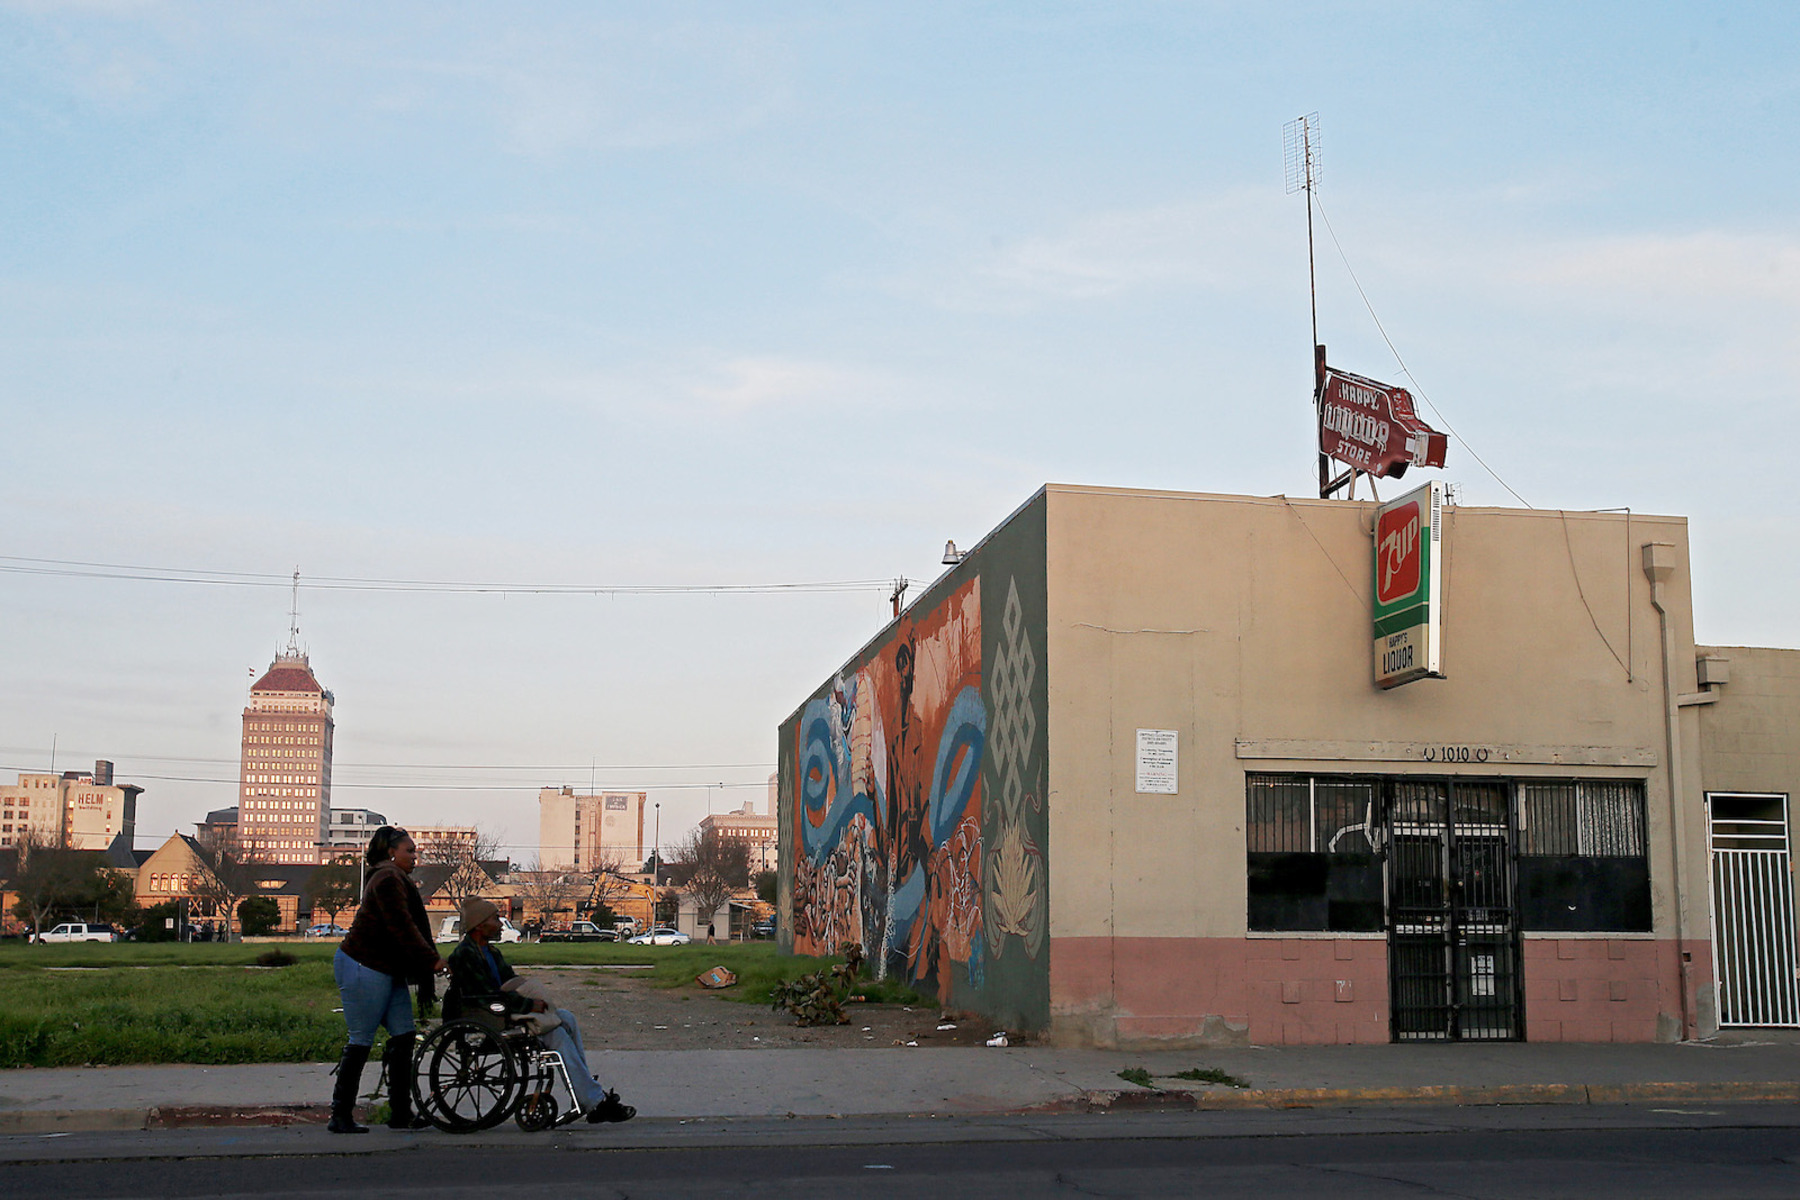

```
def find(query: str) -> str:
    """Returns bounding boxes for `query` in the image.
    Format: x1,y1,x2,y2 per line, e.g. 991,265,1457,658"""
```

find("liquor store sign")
1319,365,1448,479
1373,481,1444,689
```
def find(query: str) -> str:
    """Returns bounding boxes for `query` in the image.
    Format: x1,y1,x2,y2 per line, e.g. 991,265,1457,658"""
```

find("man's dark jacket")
444,937,534,1021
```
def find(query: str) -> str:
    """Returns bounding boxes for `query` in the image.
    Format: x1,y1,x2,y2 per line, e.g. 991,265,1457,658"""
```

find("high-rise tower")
238,651,334,864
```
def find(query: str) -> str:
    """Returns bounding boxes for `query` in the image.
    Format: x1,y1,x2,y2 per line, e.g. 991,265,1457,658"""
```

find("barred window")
1246,776,1377,853
1516,779,1650,932
1519,781,1646,856
1246,774,1381,933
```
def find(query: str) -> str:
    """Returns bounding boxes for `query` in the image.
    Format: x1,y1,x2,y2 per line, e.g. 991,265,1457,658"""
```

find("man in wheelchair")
445,897,636,1124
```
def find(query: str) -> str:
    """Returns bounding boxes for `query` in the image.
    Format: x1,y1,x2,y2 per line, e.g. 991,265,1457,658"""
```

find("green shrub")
238,896,281,937
770,942,866,1026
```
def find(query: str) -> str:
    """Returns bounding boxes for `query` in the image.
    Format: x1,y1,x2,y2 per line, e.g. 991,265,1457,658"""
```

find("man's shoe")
586,1091,636,1124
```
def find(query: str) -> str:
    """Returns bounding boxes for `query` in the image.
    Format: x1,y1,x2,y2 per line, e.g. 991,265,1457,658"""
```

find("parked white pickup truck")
36,922,116,943
435,915,521,944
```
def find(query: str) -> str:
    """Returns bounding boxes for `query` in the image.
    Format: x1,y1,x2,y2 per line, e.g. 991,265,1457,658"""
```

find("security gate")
1387,779,1522,1041
1708,793,1800,1027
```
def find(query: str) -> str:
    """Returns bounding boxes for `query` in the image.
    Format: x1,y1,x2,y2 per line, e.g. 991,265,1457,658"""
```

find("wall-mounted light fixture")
942,540,965,565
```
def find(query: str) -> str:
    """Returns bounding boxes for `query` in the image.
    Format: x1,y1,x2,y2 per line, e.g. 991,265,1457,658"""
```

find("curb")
1050,1080,1800,1113
4,1082,1798,1134
0,1105,333,1135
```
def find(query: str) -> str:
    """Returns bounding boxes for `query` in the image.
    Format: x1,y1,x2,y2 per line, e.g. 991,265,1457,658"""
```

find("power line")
0,555,891,596
0,765,766,792
0,746,772,772
1311,196,1534,509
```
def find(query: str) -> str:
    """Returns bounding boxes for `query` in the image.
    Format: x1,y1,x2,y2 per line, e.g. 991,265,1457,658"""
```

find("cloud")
905,190,1294,312
687,356,886,413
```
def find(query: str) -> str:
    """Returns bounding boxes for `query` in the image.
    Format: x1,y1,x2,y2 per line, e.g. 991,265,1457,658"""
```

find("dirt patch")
529,967,1007,1051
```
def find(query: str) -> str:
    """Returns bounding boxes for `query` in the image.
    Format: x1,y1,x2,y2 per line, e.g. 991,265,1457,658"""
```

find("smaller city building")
0,761,140,851
776,484,1800,1046
539,787,647,873
698,801,778,873
324,807,389,855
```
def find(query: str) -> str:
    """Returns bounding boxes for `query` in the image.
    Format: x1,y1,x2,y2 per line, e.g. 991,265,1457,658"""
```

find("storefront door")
1708,793,1800,1027
1386,779,1522,1041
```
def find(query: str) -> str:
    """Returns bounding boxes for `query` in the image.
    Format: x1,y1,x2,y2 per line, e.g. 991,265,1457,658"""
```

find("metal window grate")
1247,775,1377,854
1246,775,1312,852
1519,781,1646,856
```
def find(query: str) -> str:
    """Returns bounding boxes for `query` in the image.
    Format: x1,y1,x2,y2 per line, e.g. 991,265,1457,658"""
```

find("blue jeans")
334,949,415,1047
539,1009,604,1111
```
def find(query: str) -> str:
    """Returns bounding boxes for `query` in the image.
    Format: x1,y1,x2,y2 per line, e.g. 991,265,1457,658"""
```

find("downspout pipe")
1643,542,1695,1040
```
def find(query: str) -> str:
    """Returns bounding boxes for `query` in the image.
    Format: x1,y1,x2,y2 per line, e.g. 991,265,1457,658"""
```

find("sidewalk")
4,1039,1800,1134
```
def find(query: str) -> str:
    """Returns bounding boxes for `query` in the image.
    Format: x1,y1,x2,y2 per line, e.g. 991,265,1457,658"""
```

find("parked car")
304,923,348,938
35,922,116,944
628,927,691,946
537,920,618,943
435,914,522,944
750,918,776,940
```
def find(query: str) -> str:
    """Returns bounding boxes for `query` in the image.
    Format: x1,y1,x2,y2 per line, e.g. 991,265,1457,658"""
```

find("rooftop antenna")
286,567,301,655
1284,112,1329,497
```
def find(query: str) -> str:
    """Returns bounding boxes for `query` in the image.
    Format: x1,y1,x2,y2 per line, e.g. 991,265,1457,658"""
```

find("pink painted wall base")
1050,936,1698,1047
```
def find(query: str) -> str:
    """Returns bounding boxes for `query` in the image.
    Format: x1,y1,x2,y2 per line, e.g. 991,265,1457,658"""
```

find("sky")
3,2,1796,863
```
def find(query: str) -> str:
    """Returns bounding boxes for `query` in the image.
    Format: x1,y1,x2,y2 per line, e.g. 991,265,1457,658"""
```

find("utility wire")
1311,197,1533,509
0,556,890,596
0,765,766,792
0,746,772,772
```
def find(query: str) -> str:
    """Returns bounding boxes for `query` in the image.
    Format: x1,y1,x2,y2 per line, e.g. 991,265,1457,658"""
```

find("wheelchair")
411,1002,587,1133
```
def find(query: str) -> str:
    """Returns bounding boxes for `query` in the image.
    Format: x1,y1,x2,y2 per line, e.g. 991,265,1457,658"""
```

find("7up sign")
1373,481,1444,689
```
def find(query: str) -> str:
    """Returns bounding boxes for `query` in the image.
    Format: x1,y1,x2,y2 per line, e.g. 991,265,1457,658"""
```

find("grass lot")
0,940,925,1067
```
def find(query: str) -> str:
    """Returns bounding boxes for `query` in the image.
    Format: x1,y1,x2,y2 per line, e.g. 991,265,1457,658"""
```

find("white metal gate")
1708,793,1800,1027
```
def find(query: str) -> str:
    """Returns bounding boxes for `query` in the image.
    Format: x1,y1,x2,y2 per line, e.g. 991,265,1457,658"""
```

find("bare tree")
191,829,267,942
6,827,87,939
420,827,502,915
512,858,588,928
305,855,360,927
668,829,751,938
586,850,633,922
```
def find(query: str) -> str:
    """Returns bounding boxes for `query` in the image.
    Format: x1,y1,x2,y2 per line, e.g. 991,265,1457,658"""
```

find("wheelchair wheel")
514,1088,559,1132
414,1020,523,1133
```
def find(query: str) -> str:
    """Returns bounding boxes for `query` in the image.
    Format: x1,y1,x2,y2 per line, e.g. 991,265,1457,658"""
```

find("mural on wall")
781,491,1050,1030
984,577,1046,959
792,578,987,998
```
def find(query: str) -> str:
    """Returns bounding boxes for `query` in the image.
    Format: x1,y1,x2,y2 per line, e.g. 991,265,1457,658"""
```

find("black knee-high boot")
328,1043,371,1134
383,1033,428,1129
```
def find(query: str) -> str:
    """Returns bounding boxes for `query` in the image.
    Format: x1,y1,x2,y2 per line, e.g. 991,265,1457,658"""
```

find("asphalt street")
3,1106,1799,1198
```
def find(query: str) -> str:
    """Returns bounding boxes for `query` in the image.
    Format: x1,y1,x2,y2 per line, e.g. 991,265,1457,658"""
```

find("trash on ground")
986,1033,1009,1047
937,1022,957,1030
696,966,738,990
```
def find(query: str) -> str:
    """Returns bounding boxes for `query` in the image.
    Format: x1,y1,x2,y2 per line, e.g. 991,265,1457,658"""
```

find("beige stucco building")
1,761,139,851
778,484,1800,1046
538,787,647,872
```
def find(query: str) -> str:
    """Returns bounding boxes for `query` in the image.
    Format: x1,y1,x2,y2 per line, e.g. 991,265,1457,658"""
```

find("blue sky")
3,2,1796,859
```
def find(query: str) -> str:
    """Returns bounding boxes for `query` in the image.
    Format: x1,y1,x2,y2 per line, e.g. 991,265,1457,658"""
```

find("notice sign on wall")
1373,481,1445,689
1135,729,1179,794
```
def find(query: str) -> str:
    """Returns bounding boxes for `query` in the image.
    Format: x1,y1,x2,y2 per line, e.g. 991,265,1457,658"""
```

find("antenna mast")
1284,113,1328,496
287,567,301,655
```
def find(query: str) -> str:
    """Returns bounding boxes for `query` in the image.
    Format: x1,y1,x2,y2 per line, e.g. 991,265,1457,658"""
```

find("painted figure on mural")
792,578,987,1004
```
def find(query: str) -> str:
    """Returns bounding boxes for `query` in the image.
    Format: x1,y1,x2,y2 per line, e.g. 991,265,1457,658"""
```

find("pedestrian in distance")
445,896,636,1124
329,826,447,1134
